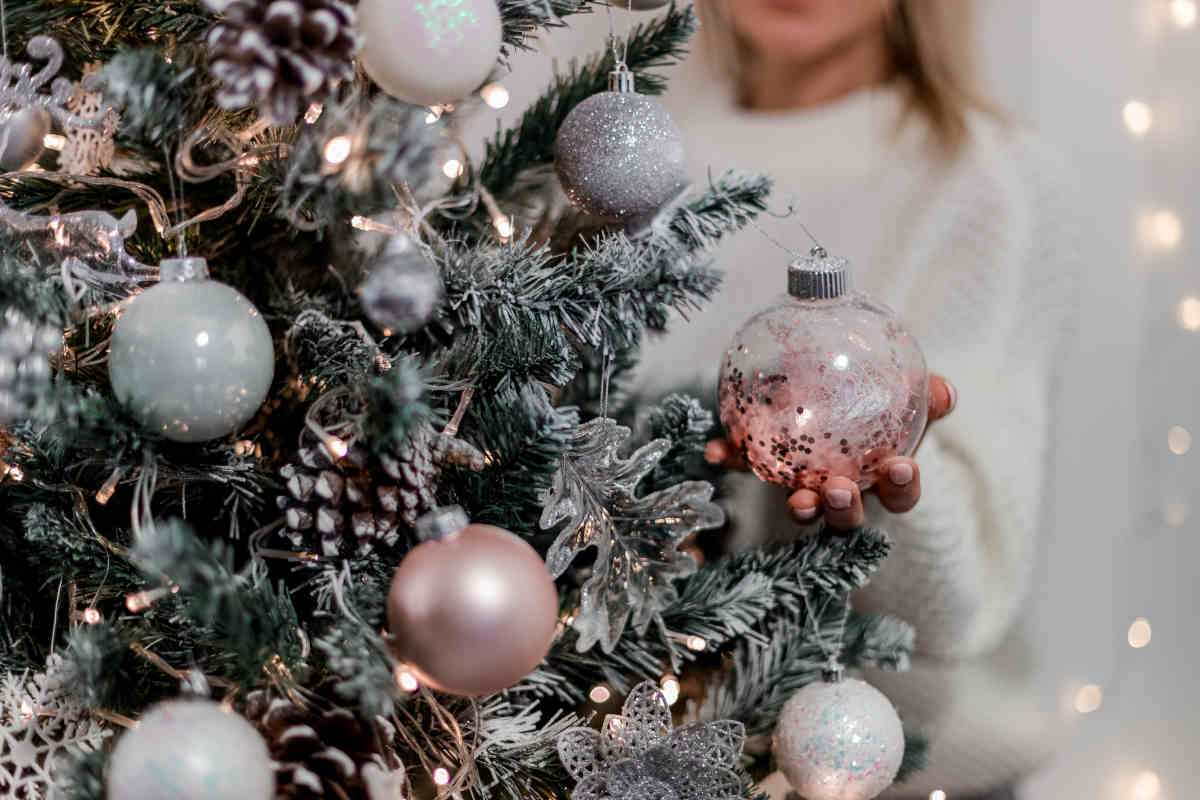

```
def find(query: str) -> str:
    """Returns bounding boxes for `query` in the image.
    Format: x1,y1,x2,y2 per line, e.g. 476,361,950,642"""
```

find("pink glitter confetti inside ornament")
718,247,928,492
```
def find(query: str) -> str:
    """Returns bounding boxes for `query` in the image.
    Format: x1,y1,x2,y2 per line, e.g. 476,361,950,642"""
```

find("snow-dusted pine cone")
277,425,486,557
0,308,60,424
244,690,408,800
208,0,357,124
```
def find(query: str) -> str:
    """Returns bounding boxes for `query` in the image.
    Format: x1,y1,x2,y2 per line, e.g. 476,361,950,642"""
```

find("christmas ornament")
357,234,442,334
0,308,61,424
107,698,274,800
553,65,688,222
60,64,120,175
540,418,723,653
108,256,275,443
207,0,358,124
718,247,928,492
357,0,503,107
0,107,50,172
278,422,486,556
557,681,745,800
0,37,116,172
1,661,111,798
773,675,904,800
244,689,408,800
386,507,558,696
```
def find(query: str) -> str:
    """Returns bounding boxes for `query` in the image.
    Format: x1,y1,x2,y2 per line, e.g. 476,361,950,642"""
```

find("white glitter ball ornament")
773,678,904,800
107,698,274,800
108,257,274,443
554,67,688,223
357,0,502,107
718,247,928,492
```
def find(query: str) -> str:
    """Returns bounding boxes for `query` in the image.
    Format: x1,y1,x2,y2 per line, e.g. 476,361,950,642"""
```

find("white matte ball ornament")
773,678,904,800
108,257,274,443
107,698,274,800
357,0,503,107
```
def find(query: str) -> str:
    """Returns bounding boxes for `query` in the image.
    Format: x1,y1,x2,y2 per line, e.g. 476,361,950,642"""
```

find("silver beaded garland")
0,308,61,423
554,67,688,222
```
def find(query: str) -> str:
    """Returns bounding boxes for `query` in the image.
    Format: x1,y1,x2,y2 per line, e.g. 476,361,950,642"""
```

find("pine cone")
244,690,408,800
277,426,486,557
0,308,60,424
208,0,357,124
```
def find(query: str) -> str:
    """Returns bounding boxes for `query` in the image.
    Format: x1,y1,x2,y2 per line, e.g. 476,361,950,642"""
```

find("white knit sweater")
635,60,1082,797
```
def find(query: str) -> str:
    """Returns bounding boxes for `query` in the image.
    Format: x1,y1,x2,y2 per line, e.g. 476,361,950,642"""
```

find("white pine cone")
208,0,357,124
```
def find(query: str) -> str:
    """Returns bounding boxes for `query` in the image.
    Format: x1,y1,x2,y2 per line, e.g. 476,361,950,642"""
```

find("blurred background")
457,2,1198,798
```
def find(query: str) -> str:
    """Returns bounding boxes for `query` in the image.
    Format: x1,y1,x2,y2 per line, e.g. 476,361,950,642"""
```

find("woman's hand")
705,375,958,532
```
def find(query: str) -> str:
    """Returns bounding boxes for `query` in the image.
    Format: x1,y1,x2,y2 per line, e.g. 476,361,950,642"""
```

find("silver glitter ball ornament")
108,257,275,443
0,106,50,172
554,69,688,222
773,678,904,800
107,698,274,800
357,236,441,334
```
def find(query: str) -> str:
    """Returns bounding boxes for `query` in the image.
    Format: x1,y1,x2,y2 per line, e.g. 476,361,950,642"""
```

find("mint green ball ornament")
109,257,274,443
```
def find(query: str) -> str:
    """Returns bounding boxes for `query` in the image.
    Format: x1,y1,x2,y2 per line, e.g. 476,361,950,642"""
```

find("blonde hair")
697,0,991,154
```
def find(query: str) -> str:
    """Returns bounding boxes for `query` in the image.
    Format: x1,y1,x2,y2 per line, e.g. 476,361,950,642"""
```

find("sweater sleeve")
853,127,1082,660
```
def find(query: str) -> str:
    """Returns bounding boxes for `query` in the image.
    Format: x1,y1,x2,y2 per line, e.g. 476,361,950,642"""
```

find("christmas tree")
0,2,928,798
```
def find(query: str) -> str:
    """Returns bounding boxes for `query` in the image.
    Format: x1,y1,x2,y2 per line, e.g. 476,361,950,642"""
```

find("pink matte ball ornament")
718,247,928,492
387,507,559,696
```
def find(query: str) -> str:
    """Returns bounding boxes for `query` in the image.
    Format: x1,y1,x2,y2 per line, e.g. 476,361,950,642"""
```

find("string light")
660,675,680,705
1177,295,1200,330
1128,618,1152,648
1167,425,1191,454
42,133,66,151
481,82,511,109
589,684,611,704
442,159,465,179
1131,770,1162,800
1123,100,1153,136
1170,0,1197,27
1073,683,1103,714
929,792,947,800
82,607,102,625
19,700,33,720
327,436,350,459
304,103,324,124
323,135,353,165
493,215,515,240
1163,498,1188,526
432,767,451,786
1139,209,1183,252
394,666,419,692
685,635,707,652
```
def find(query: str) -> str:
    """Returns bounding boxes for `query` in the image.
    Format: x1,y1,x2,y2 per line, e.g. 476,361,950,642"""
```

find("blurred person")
634,1,1081,798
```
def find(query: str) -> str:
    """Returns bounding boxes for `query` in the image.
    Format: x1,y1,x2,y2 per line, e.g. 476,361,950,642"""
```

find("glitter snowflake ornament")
557,681,745,800
1,663,111,799
718,247,928,492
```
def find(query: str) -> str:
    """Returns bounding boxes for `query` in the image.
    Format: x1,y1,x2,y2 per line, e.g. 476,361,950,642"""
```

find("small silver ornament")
0,307,61,423
357,235,441,334
107,698,274,800
557,681,745,800
554,67,688,223
773,677,904,800
108,256,275,443
0,106,50,172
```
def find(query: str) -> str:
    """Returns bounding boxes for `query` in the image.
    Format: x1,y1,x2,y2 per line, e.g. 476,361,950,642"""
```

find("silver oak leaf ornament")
539,418,725,653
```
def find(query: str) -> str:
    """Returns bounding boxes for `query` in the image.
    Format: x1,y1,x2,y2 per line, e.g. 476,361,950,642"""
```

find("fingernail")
888,462,914,486
945,381,958,413
704,441,724,465
791,504,819,522
826,488,853,510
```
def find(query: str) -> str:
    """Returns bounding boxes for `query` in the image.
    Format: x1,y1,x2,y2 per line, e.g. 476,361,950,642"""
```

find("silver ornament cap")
788,246,851,300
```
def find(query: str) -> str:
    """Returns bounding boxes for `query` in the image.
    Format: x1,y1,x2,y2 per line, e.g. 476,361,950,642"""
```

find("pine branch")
500,0,593,56
660,171,774,253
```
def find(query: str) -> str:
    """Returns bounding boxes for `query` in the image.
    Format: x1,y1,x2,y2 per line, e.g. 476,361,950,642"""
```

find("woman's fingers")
929,374,957,421
875,456,921,513
787,488,822,523
822,477,864,531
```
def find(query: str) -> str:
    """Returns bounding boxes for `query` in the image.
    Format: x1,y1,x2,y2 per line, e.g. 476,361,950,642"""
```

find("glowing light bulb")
1177,296,1200,330
43,133,66,151
82,608,102,625
1164,499,1188,527
589,685,611,704
395,667,419,692
327,437,350,459
1073,684,1103,714
433,767,451,786
930,792,947,800
660,675,680,705
323,135,352,165
19,700,33,720
686,635,707,652
304,103,324,124
1170,0,1197,27
1123,101,1153,136
493,215,514,240
481,83,511,109
1168,425,1191,455
1128,617,1152,648
1131,770,1161,800
443,159,465,179
1139,209,1183,252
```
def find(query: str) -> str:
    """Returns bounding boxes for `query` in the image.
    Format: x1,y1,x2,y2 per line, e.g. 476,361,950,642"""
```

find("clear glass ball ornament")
718,248,928,492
